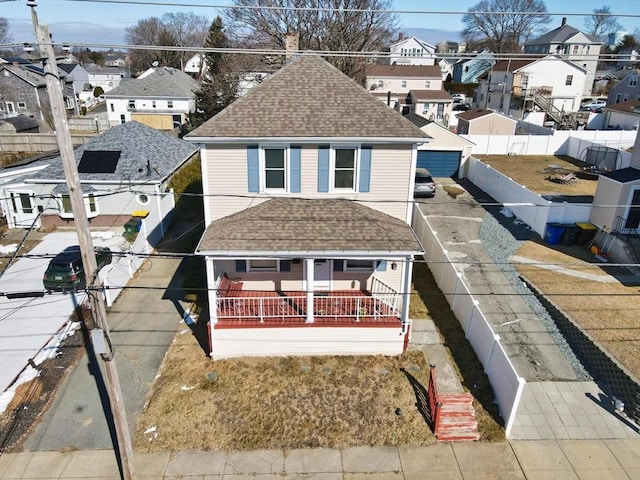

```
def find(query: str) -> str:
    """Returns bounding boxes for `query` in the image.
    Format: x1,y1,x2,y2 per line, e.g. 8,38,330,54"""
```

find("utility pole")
27,2,137,479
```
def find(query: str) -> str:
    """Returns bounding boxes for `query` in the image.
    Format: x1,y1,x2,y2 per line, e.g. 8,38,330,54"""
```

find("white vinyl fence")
467,157,593,237
412,204,525,438
102,193,175,306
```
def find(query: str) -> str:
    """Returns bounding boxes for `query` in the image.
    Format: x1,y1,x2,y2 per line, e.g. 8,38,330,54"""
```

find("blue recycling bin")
545,223,565,245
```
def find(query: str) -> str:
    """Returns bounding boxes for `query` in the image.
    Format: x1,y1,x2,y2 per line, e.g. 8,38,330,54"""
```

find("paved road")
23,256,187,450
0,231,123,395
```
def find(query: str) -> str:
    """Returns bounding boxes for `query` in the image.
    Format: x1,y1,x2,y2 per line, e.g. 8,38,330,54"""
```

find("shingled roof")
197,198,423,255
187,55,429,140
105,66,198,98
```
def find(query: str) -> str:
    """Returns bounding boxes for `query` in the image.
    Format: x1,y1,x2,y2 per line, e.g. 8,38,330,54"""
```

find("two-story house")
523,18,602,95
389,36,437,66
0,62,78,132
476,55,587,120
185,55,428,359
608,69,640,105
365,64,453,124
59,63,129,107
104,66,199,130
452,51,495,84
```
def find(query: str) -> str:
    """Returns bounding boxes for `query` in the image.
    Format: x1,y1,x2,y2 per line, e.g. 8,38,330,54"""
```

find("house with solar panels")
185,55,428,359
0,121,197,241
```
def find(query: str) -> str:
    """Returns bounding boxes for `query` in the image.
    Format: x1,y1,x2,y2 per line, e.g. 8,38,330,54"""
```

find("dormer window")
630,75,638,87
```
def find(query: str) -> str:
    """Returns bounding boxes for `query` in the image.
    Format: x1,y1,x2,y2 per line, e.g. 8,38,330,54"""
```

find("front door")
9,190,39,228
313,259,331,290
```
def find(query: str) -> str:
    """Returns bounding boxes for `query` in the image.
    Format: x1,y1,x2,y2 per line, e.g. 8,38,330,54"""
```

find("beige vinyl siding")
131,113,174,130
465,115,516,135
590,176,624,228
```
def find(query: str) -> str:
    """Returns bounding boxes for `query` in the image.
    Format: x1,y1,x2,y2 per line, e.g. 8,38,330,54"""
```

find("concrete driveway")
0,231,124,395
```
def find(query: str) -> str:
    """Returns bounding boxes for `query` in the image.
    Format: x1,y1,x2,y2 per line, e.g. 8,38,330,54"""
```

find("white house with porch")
186,55,428,359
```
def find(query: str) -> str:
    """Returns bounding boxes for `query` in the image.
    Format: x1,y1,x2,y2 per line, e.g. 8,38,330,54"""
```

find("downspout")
155,184,164,238
401,255,413,333
206,258,218,357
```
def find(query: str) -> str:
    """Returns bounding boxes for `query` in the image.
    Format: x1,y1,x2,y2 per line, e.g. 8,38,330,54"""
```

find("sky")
2,0,639,47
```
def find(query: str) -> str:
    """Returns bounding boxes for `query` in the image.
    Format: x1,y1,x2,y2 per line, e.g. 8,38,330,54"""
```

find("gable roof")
0,64,71,87
409,89,453,101
197,198,423,255
390,36,436,52
365,64,442,78
26,121,197,184
525,24,601,46
604,99,640,115
105,67,198,98
187,55,429,141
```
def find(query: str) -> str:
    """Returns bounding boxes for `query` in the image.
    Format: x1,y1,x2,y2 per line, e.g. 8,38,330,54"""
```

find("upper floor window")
565,75,573,86
248,145,300,194
624,93,629,101
110,103,114,112
168,100,174,108
264,147,287,191
630,75,638,87
424,80,431,88
401,80,407,88
128,100,135,109
17,102,26,109
377,80,383,87
333,148,357,190
152,101,156,109
422,102,429,113
572,45,579,54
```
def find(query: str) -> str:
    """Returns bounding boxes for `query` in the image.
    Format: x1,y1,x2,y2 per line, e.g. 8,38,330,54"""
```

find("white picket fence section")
102,193,175,306
460,129,636,169
467,157,593,238
412,204,526,438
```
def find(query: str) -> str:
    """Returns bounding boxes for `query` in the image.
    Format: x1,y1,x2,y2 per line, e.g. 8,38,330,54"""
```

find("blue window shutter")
235,260,247,272
290,146,301,193
359,145,372,193
333,260,344,272
247,145,259,192
317,145,330,192
375,260,387,272
280,260,291,272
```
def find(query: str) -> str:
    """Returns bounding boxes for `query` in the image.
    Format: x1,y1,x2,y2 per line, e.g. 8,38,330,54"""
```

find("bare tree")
585,6,623,41
161,12,210,70
125,17,181,74
226,0,397,82
0,17,11,44
461,0,551,53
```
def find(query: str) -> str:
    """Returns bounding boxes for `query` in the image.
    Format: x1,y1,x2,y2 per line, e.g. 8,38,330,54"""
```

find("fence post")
466,300,480,338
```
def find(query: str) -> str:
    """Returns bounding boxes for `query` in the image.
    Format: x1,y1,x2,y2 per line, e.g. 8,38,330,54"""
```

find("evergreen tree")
190,17,238,128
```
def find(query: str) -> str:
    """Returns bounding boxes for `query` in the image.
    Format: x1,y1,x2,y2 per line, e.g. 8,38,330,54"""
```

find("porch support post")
401,255,413,331
305,258,314,323
206,257,218,326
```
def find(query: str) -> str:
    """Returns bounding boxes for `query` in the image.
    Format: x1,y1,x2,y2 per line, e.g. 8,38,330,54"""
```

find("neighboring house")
404,112,474,177
523,18,602,95
183,53,270,95
365,64,445,114
408,89,454,126
436,41,466,54
185,55,428,359
476,55,586,116
59,63,129,106
0,114,39,133
104,67,199,129
437,56,456,81
389,36,437,66
452,51,495,84
607,69,640,105
589,130,640,267
455,109,517,135
0,62,78,132
602,100,640,130
104,53,127,68
616,45,640,69
184,53,205,78
0,121,197,232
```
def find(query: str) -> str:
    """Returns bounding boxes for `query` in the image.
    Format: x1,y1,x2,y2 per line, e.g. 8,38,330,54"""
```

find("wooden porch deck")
216,289,401,328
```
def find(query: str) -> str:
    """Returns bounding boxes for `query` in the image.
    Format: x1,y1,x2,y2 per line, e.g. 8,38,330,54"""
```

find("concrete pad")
510,440,573,471
520,471,578,480
59,450,120,477
224,449,285,475
0,453,15,478
133,452,171,477
344,473,403,480
451,442,525,479
285,474,343,480
571,469,633,480
222,475,284,480
341,447,401,473
419,345,464,393
558,440,623,470
165,450,227,476
398,444,462,480
285,448,342,473
604,439,640,476
1,451,72,479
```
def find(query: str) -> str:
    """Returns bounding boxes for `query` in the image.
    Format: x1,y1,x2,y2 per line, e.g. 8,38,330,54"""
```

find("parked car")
580,99,606,112
43,245,112,293
453,103,471,111
414,167,436,198
451,93,466,104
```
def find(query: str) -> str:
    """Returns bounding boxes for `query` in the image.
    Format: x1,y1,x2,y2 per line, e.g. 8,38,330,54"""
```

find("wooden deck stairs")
428,365,480,442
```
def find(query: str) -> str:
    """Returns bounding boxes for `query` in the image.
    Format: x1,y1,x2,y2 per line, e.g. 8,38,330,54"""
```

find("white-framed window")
565,75,573,85
344,260,375,271
332,146,358,191
110,103,114,112
422,102,429,114
424,80,430,88
120,114,126,124
128,100,135,109
624,94,629,101
377,80,383,87
17,102,26,109
152,100,156,109
401,80,407,88
262,146,288,192
616,93,622,103
248,259,278,271
0,103,4,111
167,100,174,108
572,45,579,54
630,75,638,87
59,194,99,218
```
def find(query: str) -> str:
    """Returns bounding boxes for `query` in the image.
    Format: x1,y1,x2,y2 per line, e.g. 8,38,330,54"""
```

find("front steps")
436,393,480,442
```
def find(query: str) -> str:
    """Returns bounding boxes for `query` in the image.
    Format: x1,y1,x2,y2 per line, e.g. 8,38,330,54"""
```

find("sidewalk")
1,439,639,479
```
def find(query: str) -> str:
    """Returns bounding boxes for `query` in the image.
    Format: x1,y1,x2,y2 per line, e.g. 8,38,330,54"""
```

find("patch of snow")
0,244,18,254
181,385,195,391
500,207,514,218
144,426,157,434
91,231,117,240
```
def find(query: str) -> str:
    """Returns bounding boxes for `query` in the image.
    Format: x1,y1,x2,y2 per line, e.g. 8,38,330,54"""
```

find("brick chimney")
561,17,567,27
285,33,299,62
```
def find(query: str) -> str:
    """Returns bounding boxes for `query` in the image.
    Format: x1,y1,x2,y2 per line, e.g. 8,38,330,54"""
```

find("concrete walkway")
1,439,639,479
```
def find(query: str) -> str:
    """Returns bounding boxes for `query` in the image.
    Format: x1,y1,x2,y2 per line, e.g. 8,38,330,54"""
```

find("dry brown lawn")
514,241,640,380
475,155,599,196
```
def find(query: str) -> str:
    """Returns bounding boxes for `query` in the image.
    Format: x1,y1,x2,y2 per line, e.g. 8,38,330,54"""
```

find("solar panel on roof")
78,150,121,173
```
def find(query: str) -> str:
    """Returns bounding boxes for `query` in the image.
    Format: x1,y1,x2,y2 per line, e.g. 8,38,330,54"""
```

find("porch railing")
371,277,402,317
612,215,640,263
216,293,403,325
